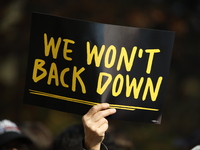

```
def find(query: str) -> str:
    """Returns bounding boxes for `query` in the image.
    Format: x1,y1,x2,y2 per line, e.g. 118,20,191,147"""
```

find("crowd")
2,103,200,150
0,103,135,150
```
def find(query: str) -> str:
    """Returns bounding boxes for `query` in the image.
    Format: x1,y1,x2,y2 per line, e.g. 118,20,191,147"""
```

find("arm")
82,103,116,150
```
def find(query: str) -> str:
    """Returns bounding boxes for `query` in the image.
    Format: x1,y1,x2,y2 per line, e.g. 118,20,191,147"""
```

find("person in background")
0,119,32,150
192,145,200,150
19,121,53,150
186,129,200,150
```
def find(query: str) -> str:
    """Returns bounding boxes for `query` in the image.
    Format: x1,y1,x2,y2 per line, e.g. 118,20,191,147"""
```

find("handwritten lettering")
96,72,163,101
32,59,86,94
44,33,75,61
86,41,160,73
32,33,163,102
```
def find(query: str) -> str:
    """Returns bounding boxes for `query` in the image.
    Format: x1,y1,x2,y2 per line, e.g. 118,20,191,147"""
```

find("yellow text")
32,59,86,94
96,72,163,101
44,33,75,61
86,41,160,74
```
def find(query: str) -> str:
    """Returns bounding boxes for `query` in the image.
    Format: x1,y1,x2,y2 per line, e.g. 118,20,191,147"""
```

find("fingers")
83,103,116,121
95,117,108,132
92,108,116,122
87,118,108,138
82,103,116,150
82,103,116,135
85,103,110,118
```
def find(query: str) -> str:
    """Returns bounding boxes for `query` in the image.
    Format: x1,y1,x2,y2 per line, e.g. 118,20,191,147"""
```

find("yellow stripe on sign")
29,89,159,111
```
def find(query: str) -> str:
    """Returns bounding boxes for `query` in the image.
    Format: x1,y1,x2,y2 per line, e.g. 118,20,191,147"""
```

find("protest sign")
24,12,175,123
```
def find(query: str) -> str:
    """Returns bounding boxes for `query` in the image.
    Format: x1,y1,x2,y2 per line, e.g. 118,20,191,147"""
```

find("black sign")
24,12,175,123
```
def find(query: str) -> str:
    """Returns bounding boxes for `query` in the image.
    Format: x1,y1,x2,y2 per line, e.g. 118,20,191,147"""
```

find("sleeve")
82,139,108,150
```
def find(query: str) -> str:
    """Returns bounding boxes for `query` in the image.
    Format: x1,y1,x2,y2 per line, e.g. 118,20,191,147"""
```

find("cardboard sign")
24,12,175,123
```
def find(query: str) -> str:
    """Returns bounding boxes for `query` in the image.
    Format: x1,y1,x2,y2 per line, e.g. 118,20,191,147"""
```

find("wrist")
84,142,101,150
82,139,108,150
83,139,101,150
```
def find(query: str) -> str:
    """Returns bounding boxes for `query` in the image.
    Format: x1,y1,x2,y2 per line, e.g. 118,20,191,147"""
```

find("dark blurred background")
0,0,200,149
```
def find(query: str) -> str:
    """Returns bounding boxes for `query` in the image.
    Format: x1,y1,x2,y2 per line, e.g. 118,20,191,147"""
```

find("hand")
82,103,116,150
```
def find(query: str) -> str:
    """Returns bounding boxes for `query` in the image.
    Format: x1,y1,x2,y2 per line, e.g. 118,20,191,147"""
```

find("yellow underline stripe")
29,89,159,111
